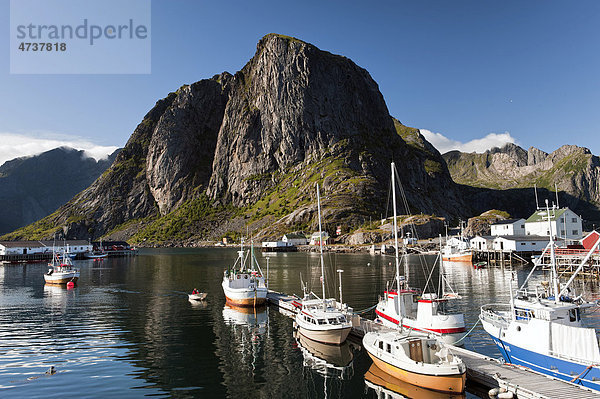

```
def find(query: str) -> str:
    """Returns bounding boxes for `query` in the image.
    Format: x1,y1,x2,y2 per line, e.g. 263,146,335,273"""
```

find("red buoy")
66,281,75,289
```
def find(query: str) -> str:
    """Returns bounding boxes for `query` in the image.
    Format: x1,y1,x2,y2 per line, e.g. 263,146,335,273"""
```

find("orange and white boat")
363,331,466,394
442,234,472,262
364,363,465,399
222,239,267,307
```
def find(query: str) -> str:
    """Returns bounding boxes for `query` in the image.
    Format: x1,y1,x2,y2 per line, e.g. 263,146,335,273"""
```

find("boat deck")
267,290,599,398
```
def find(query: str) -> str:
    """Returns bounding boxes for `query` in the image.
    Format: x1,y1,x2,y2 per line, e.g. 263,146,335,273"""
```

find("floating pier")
267,290,598,398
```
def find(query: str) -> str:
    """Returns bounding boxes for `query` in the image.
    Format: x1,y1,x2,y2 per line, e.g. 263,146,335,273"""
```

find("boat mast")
317,184,327,310
391,162,402,290
545,200,559,304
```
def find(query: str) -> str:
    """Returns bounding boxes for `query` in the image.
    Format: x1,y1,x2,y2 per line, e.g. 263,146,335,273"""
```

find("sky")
1,0,599,164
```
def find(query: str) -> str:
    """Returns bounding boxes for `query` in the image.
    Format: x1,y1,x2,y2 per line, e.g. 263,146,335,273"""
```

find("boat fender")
67,281,75,289
497,393,513,399
488,388,499,398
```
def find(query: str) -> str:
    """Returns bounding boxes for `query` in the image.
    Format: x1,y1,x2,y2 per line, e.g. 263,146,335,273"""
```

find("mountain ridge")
3,34,468,244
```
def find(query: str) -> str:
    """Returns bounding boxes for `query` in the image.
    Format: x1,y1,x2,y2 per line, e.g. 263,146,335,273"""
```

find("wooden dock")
267,290,599,398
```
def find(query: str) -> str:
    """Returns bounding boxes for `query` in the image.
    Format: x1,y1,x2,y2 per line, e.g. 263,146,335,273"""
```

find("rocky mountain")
3,34,469,244
444,143,600,224
0,147,119,235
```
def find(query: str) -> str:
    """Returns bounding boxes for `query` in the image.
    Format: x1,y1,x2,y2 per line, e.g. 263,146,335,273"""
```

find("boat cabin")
300,312,347,326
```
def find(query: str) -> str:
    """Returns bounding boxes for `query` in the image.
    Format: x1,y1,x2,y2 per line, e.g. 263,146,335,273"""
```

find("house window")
559,218,563,223
572,218,577,223
521,225,525,229
572,230,578,235
532,243,536,245
521,243,526,245
561,230,565,236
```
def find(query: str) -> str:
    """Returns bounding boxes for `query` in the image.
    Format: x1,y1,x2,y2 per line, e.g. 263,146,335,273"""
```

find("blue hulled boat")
480,202,600,391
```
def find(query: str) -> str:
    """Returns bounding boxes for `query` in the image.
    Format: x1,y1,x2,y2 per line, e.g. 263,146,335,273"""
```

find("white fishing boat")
222,239,267,307
295,184,352,345
363,330,466,393
480,200,600,391
44,250,80,285
375,162,466,345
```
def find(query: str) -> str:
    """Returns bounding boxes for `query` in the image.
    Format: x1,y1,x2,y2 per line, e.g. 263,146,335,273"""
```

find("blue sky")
1,0,599,163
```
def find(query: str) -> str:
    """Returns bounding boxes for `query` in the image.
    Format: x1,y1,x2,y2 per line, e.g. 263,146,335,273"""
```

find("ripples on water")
1,248,599,398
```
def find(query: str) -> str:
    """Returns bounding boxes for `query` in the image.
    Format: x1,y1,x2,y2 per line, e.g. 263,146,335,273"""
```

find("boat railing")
480,303,511,327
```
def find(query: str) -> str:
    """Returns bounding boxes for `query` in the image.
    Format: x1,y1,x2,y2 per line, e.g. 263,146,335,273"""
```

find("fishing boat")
363,330,466,393
441,236,472,262
480,201,600,391
44,250,80,285
364,363,465,399
222,239,267,307
375,162,466,345
295,184,352,345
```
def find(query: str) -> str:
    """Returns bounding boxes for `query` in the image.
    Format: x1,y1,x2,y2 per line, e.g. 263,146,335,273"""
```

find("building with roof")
282,233,308,246
310,231,330,246
525,207,582,240
492,235,564,252
490,219,526,236
0,240,92,256
470,236,495,251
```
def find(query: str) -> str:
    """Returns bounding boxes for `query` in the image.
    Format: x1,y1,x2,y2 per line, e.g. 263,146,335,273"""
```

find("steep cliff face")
444,143,600,223
4,34,468,243
147,75,232,215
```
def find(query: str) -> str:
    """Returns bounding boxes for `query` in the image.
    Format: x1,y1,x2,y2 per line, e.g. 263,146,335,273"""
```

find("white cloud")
420,129,517,154
0,132,119,166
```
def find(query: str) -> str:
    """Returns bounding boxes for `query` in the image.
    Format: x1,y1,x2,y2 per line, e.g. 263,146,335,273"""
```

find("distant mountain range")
0,147,119,235
2,34,599,244
444,143,600,225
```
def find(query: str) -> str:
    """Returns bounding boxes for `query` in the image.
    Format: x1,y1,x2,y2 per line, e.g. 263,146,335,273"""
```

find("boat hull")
297,325,351,345
442,253,472,262
44,275,79,285
225,295,266,307
367,352,466,393
188,293,207,301
485,329,600,391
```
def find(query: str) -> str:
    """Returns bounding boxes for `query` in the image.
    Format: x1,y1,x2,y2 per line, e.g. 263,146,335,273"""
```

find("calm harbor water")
1,248,599,398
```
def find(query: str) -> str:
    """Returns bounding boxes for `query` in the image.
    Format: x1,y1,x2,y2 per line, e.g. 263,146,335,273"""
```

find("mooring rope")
453,318,481,345
352,303,378,315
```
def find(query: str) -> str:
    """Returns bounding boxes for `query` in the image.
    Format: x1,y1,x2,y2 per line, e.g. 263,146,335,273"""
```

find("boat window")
386,344,391,353
378,341,383,350
337,316,346,323
328,318,337,324
318,319,325,325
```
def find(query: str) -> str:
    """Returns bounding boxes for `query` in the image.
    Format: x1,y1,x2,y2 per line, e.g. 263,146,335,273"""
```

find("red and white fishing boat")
375,162,466,345
44,250,80,285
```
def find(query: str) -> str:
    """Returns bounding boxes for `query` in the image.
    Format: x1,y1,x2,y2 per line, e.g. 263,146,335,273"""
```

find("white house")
492,235,558,252
310,231,330,245
0,240,92,256
490,219,526,236
282,233,308,246
470,236,495,251
525,207,582,240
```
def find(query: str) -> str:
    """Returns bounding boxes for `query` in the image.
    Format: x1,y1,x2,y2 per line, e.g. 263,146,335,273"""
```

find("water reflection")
295,331,354,380
364,363,465,399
